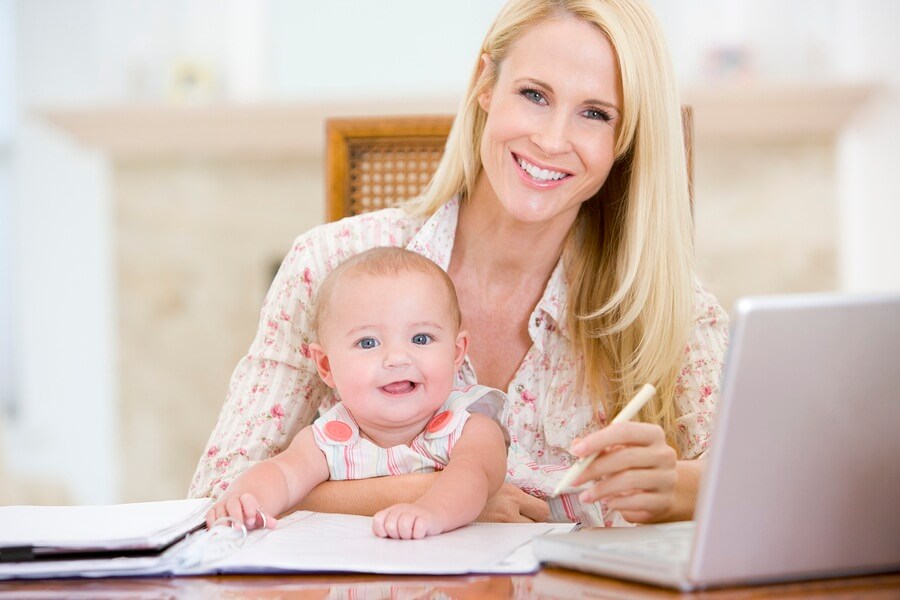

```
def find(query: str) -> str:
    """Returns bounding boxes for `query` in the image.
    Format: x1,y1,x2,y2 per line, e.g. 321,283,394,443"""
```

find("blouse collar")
406,197,569,346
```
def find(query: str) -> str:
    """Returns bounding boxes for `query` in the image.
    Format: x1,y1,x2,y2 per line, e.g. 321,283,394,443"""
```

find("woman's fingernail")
579,491,591,503
571,441,585,455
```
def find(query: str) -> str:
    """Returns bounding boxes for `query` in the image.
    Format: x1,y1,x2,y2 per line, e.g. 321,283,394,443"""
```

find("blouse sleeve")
672,281,730,459
188,210,416,499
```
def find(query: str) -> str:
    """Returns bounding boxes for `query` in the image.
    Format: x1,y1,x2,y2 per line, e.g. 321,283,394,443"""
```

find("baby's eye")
356,337,379,349
411,333,433,345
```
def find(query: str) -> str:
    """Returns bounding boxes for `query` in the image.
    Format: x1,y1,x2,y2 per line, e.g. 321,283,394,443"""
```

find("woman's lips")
511,152,572,190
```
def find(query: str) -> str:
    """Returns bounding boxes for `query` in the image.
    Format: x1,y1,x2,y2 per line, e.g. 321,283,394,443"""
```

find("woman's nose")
531,110,573,156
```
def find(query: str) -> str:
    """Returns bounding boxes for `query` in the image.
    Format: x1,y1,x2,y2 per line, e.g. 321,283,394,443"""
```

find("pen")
551,383,657,497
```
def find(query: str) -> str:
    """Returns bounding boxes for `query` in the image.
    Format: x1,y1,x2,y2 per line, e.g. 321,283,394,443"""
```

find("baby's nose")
383,347,412,367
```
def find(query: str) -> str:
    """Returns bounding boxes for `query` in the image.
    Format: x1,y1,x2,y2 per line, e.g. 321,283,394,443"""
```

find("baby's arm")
206,426,329,530
372,413,507,539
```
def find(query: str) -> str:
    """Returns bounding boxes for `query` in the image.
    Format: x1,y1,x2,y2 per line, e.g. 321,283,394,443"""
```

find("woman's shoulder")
281,207,427,274
691,278,729,329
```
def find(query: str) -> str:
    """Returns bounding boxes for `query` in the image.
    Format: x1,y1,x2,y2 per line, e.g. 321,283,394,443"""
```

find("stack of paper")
0,498,211,559
0,499,574,580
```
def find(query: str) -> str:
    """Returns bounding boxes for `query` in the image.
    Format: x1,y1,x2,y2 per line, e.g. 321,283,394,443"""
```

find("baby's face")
312,270,467,432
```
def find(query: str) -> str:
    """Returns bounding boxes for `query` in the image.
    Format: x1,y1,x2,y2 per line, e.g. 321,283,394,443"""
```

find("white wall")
8,0,120,504
269,0,504,101
1,0,16,423
836,0,900,292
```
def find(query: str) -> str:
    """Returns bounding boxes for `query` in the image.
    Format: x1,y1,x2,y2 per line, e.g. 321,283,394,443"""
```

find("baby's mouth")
379,381,417,395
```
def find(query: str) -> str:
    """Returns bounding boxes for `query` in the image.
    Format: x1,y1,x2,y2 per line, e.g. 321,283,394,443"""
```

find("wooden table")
1,569,898,598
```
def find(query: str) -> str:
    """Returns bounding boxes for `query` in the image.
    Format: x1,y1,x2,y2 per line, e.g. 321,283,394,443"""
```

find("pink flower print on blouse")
187,199,728,529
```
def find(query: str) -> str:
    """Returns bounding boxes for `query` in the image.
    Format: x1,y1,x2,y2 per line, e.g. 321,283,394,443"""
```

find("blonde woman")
190,0,727,528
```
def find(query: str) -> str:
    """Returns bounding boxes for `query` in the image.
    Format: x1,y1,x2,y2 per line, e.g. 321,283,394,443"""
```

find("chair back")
326,108,692,221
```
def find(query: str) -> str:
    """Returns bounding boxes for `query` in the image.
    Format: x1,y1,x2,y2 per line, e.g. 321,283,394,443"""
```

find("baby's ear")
454,330,470,368
308,342,336,388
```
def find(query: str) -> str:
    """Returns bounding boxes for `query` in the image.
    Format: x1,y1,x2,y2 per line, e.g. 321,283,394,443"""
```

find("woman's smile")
511,151,572,189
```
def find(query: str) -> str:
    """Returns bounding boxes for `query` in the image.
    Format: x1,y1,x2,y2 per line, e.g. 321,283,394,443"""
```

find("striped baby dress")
311,385,506,480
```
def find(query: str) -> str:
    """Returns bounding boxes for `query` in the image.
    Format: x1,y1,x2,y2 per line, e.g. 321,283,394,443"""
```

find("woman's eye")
583,108,612,122
356,337,379,349
520,88,547,105
411,333,433,345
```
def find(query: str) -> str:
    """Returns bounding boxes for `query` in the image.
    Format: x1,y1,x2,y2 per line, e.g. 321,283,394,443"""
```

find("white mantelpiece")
43,82,875,158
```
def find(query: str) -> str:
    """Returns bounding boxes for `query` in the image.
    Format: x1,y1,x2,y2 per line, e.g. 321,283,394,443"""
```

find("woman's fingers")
580,466,676,503
477,483,549,523
571,422,665,457
576,444,676,486
514,486,551,522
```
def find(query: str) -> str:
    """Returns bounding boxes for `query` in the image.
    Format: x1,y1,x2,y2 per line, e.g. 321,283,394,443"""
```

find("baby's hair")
310,247,462,342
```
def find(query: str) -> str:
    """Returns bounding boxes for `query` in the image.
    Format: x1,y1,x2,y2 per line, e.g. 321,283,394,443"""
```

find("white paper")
0,498,211,550
0,507,576,580
189,511,576,576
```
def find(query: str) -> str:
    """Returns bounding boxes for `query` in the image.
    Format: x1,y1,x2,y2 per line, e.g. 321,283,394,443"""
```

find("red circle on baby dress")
426,411,452,433
323,420,353,442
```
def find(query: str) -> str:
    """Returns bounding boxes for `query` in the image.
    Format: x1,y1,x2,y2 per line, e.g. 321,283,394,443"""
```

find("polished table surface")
1,569,898,598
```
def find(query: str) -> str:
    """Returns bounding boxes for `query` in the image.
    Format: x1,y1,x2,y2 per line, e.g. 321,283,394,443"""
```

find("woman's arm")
371,414,508,538
295,472,439,516
297,473,551,523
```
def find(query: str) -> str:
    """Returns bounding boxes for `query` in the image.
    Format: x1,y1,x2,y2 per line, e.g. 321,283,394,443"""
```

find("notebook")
0,500,574,580
0,498,210,561
534,292,900,591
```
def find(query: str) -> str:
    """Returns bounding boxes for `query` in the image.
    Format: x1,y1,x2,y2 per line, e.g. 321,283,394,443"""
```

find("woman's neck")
452,179,575,286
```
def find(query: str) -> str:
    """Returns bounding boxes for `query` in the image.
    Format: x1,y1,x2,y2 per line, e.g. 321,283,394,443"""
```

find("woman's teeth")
517,156,568,181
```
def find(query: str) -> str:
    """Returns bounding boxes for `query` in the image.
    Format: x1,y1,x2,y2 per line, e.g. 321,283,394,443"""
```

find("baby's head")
309,248,468,430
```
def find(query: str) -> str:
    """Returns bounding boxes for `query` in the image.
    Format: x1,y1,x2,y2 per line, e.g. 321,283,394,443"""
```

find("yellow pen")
551,383,656,497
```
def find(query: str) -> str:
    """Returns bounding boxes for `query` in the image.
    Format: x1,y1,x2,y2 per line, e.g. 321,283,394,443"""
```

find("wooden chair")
325,109,692,221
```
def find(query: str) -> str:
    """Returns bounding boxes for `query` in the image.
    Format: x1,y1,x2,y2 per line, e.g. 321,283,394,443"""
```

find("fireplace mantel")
42,82,876,159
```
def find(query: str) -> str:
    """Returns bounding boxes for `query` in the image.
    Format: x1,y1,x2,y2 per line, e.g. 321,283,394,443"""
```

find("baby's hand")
206,493,277,531
372,503,446,540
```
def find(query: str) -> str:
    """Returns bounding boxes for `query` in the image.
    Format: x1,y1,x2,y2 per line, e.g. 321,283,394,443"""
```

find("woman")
190,0,727,527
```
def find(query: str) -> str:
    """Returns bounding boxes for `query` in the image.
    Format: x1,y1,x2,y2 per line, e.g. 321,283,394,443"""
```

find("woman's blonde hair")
406,0,694,448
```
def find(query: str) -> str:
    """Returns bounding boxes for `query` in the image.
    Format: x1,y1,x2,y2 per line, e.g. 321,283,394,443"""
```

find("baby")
206,247,508,539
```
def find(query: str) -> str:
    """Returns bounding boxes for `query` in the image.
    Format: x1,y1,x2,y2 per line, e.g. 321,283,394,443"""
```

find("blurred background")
0,0,897,506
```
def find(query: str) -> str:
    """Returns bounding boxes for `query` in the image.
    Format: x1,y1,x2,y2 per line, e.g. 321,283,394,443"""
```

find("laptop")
533,293,900,591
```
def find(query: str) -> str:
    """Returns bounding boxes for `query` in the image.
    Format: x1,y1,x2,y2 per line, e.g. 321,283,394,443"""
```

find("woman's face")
477,16,622,230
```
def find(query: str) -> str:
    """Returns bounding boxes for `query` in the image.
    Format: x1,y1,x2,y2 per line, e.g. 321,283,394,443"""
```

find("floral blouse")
188,198,729,527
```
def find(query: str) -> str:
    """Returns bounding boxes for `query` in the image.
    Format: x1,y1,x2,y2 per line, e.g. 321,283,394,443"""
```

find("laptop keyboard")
593,523,693,564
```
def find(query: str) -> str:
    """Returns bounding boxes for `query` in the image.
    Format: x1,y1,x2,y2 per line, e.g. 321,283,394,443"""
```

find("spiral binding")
168,516,248,570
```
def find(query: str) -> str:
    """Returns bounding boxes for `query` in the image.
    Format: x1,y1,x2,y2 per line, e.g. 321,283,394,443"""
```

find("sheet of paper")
0,498,211,550
190,511,576,576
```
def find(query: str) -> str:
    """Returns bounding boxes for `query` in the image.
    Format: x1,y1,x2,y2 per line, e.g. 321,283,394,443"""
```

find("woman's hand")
477,483,550,523
569,422,680,523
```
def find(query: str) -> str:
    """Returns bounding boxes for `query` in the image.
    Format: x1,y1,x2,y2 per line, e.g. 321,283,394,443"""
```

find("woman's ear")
476,53,494,112
308,342,336,388
454,330,470,368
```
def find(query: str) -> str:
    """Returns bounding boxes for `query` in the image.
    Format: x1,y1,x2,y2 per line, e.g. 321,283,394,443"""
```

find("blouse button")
515,384,524,394
534,317,542,327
